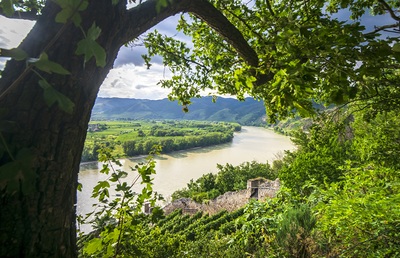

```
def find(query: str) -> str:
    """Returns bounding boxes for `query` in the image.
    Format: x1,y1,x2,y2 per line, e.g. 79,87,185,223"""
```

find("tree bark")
0,0,258,256
0,1,128,256
123,0,259,67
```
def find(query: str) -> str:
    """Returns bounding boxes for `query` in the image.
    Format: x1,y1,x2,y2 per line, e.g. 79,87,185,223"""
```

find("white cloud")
0,16,34,70
4,7,393,100
98,63,173,99
0,15,178,99
0,16,34,48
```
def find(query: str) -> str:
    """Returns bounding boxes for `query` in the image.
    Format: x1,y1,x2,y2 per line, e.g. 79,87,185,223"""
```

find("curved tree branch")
377,0,400,21
224,7,265,45
365,23,400,35
123,0,259,67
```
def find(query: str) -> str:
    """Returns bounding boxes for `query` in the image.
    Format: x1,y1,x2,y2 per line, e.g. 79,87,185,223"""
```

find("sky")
0,5,396,100
0,14,184,100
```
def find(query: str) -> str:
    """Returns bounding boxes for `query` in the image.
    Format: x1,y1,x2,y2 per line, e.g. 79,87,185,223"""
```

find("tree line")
81,120,240,161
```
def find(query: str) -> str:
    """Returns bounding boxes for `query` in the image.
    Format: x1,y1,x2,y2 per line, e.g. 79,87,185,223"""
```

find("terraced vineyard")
79,202,275,258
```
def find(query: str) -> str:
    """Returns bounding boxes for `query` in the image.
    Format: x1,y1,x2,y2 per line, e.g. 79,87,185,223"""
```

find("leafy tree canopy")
1,0,399,122
142,0,400,121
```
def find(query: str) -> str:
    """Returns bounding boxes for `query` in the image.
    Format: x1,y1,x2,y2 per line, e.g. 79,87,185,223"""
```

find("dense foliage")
144,0,400,122
79,108,400,257
82,120,240,162
275,109,400,256
80,201,274,258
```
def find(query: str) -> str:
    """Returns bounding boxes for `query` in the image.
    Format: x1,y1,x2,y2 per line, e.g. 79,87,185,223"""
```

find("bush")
276,204,317,258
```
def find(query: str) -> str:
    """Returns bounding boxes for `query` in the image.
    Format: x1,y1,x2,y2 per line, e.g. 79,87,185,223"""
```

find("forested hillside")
91,97,266,125
79,109,400,257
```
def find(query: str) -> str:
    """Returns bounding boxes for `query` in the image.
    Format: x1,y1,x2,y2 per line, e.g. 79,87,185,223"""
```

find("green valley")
79,109,400,258
82,120,241,162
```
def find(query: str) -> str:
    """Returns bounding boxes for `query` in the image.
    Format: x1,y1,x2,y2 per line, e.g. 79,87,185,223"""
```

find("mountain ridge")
91,97,267,125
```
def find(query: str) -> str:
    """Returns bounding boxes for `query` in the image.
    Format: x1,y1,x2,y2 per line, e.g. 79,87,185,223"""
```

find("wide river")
77,126,295,218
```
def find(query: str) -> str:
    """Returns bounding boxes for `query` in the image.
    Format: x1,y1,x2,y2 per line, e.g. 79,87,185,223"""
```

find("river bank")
77,126,294,232
78,126,294,201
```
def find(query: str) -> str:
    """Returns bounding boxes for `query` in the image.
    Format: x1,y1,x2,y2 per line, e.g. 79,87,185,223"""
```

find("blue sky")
0,6,395,100
0,14,184,99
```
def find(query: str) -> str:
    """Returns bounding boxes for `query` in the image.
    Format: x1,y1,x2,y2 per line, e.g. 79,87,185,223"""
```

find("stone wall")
163,178,280,215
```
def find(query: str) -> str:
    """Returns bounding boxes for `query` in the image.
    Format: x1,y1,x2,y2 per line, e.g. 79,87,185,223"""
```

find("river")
77,126,295,219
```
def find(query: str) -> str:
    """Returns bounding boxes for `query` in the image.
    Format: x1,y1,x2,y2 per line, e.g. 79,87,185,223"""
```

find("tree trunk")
0,0,257,256
0,1,126,256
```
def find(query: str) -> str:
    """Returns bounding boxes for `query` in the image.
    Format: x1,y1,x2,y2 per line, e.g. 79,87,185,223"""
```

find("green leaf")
92,180,110,198
86,23,102,41
0,0,14,16
0,148,35,195
75,23,106,67
38,79,51,90
293,101,310,117
54,0,88,26
39,80,75,114
393,43,400,53
141,54,152,69
55,8,75,24
245,75,256,89
99,180,110,189
31,53,71,75
84,238,103,255
0,48,28,61
100,163,110,174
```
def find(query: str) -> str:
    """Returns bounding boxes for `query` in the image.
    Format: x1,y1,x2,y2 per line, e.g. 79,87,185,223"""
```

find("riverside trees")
81,120,238,161
0,0,399,256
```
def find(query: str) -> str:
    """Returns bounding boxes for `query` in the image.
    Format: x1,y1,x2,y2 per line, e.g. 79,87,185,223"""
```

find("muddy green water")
77,126,295,219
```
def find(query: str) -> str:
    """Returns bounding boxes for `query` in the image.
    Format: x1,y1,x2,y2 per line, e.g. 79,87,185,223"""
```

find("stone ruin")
162,178,281,215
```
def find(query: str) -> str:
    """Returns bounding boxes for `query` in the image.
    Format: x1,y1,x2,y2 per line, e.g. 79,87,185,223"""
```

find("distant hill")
91,97,267,125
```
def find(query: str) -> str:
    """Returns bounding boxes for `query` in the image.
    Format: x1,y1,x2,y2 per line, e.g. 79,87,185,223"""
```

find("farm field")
82,120,241,161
